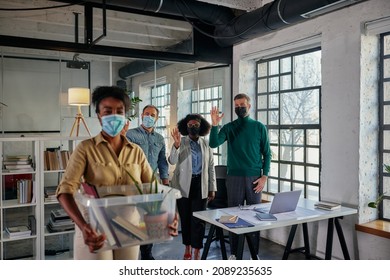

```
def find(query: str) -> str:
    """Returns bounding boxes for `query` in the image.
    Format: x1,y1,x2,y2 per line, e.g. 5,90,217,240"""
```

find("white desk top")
193,199,357,235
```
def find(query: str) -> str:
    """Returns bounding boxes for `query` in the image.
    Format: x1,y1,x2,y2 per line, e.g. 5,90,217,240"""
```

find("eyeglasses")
187,123,200,128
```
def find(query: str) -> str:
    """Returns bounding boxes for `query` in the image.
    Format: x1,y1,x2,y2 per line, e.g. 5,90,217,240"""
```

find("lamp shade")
68,87,90,106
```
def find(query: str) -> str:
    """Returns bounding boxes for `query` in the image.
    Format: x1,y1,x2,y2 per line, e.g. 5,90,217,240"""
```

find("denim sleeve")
157,140,169,179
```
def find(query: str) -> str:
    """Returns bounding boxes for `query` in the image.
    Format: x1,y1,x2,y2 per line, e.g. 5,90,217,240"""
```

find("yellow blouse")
56,133,153,196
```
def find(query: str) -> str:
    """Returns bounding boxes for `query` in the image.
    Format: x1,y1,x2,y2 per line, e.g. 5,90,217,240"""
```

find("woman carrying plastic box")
56,86,178,260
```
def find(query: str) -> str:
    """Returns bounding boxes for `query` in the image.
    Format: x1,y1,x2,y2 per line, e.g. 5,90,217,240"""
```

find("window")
191,85,223,164
256,48,321,201
151,84,170,147
378,32,390,221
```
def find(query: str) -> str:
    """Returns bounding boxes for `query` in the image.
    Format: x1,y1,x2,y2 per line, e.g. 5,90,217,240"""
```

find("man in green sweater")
210,93,271,260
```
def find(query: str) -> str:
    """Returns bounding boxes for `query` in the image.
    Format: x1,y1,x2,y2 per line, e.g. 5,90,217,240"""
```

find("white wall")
233,0,390,259
0,55,128,137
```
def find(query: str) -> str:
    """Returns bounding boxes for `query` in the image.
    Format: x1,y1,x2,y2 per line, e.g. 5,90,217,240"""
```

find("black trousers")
177,176,207,249
140,243,153,259
226,175,262,256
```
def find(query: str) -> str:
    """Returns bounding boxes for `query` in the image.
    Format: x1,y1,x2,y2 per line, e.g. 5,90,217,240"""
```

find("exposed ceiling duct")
214,0,365,47
118,37,193,79
75,0,237,25
119,60,171,79
102,0,363,78
82,0,364,49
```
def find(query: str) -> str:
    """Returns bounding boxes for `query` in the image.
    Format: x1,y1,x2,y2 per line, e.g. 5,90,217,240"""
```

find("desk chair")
202,165,229,259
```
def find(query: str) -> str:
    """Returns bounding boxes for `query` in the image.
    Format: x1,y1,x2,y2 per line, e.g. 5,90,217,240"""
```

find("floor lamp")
68,87,92,137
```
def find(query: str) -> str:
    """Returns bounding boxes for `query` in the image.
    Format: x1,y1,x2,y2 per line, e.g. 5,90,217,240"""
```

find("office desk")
194,199,357,260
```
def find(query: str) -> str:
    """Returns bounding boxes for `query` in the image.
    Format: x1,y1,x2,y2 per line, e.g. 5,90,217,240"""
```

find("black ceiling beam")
53,0,193,21
0,35,232,64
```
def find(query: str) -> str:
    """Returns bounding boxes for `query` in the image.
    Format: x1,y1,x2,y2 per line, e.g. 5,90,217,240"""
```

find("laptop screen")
268,190,302,214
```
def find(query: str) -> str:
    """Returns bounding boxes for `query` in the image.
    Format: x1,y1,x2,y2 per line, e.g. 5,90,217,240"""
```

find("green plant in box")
125,168,170,215
125,168,174,239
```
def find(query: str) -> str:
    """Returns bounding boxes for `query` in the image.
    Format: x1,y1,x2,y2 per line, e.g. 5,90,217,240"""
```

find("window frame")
191,85,223,165
256,47,322,201
150,83,171,146
378,32,390,221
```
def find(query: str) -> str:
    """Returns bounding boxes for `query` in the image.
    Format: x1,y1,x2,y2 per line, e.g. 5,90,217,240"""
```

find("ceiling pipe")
118,38,192,79
74,0,236,25
214,0,364,47
97,0,364,78
119,60,171,79
77,0,363,48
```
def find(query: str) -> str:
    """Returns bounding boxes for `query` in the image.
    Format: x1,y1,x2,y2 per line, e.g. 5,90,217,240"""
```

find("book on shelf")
44,186,58,202
30,181,37,203
314,201,341,210
3,155,33,172
47,209,75,233
51,208,70,221
3,168,35,173
81,182,122,247
47,219,75,233
5,225,31,238
4,164,33,169
28,215,36,235
44,149,71,171
3,174,33,200
16,179,33,203
4,155,31,161
3,159,32,165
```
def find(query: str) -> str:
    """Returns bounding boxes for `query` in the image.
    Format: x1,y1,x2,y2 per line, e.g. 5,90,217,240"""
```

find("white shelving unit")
0,136,85,260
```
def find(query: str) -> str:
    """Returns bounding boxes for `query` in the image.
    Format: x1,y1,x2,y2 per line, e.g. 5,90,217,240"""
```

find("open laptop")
254,190,302,220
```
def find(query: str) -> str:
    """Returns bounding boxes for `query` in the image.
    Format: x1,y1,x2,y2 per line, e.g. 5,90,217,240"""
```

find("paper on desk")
220,207,264,225
221,206,319,225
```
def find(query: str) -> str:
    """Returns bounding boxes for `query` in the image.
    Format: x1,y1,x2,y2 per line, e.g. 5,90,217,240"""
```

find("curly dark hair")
92,86,131,114
177,114,211,136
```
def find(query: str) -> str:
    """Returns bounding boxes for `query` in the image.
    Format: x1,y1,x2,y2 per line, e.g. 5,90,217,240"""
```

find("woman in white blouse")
169,114,216,260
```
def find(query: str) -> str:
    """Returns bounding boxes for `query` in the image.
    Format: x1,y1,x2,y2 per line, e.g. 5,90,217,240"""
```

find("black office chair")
202,165,229,259
207,165,228,209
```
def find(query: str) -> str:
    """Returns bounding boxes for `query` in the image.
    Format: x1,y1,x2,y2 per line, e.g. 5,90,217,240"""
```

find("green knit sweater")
209,116,271,177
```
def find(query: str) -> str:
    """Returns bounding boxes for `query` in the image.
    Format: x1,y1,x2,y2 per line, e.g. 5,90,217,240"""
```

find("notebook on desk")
254,190,302,220
217,217,254,228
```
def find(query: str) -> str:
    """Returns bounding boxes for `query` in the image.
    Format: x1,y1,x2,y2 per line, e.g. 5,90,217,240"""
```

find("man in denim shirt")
126,104,169,260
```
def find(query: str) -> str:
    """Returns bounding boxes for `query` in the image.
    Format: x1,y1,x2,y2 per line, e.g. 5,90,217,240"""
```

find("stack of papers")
219,215,238,224
314,201,341,210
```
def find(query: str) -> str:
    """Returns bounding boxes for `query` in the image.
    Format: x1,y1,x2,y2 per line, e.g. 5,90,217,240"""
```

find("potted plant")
127,94,142,121
368,164,388,208
125,169,173,239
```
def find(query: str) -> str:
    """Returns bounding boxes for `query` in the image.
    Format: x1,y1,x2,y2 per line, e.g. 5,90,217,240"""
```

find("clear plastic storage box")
74,183,181,251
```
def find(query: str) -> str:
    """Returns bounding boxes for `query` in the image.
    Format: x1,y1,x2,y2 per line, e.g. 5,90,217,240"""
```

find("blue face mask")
142,115,156,128
101,114,126,137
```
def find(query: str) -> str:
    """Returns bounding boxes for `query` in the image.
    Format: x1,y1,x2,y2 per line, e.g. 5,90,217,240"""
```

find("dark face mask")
235,106,247,118
187,127,200,136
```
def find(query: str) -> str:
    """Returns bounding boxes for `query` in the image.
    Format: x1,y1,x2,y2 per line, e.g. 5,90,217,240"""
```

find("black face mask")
235,107,247,118
187,127,200,136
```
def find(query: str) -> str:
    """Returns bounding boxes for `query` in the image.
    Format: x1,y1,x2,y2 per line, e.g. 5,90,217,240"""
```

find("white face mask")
142,115,156,128
101,114,126,137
